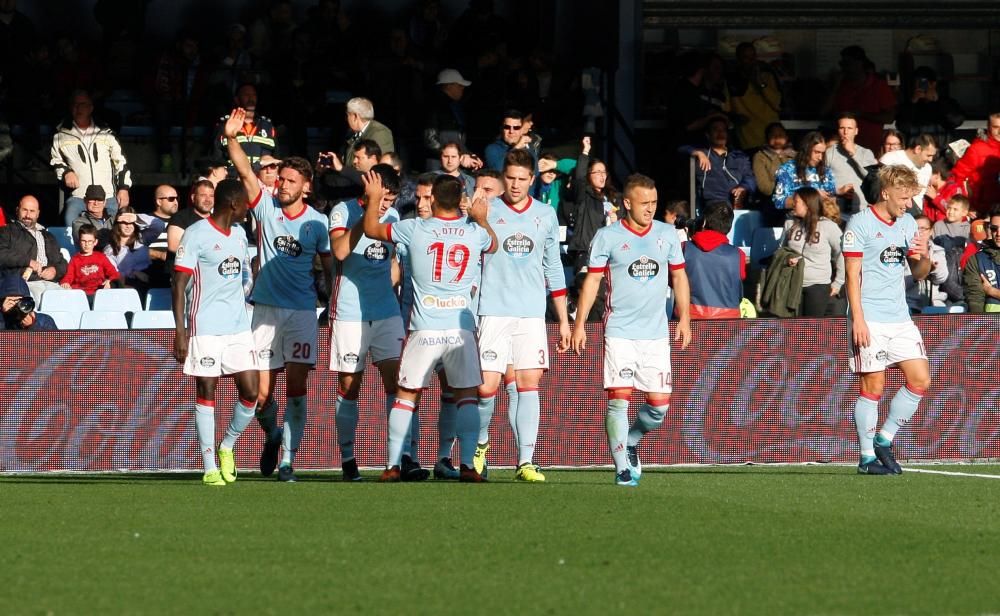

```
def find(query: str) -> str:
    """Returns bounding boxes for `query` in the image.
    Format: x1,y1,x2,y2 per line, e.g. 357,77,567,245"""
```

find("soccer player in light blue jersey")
226,108,333,483
328,164,430,481
842,165,932,475
363,171,498,482
172,179,259,486
474,149,571,482
571,174,692,487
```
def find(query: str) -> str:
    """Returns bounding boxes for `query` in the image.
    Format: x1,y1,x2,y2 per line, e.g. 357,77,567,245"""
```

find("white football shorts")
603,336,673,393
184,330,258,377
477,316,549,372
398,329,482,390
252,304,318,369
848,319,927,374
329,316,405,372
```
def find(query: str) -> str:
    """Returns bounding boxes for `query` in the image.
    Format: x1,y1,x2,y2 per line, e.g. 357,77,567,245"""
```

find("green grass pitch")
3,465,1000,615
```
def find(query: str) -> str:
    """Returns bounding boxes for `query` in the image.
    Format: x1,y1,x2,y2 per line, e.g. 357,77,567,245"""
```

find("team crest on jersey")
364,242,388,261
274,235,303,257
628,256,659,281
218,256,242,278
503,232,534,258
533,216,542,229
656,237,665,252
842,230,856,249
879,245,905,265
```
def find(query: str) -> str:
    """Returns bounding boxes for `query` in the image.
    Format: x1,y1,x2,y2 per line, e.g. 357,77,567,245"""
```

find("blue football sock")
335,394,359,462
854,394,880,461
628,403,668,446
477,392,496,445
515,389,540,465
457,397,480,468
879,385,923,444
281,396,307,467
387,399,416,468
606,398,629,473
195,401,217,472
220,397,256,450
437,392,456,459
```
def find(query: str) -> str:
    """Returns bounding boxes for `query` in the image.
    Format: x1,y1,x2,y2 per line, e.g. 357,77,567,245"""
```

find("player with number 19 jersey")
387,213,494,388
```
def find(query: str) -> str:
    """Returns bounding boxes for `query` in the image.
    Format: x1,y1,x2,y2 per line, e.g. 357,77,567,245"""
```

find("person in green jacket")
532,152,576,216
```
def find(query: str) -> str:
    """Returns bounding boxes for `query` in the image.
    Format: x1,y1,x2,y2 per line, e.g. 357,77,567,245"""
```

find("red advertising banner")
1,316,998,472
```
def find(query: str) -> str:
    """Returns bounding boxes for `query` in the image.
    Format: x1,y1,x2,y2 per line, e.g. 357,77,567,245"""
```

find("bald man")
0,195,68,303
137,185,181,288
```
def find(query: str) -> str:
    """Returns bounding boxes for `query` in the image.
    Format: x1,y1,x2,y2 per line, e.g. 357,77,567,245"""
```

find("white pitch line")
907,468,1000,480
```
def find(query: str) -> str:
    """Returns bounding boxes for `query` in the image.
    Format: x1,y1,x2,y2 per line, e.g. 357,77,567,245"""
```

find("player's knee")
645,404,668,425
478,386,498,399
907,377,930,394
607,398,629,415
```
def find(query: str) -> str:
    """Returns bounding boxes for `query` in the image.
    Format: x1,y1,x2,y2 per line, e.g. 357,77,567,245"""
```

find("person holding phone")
896,66,965,155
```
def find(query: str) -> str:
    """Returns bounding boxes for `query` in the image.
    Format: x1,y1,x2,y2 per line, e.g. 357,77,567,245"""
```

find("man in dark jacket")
962,208,1000,313
683,201,746,318
0,195,67,304
689,117,756,209
0,273,57,331
423,68,471,169
483,110,539,171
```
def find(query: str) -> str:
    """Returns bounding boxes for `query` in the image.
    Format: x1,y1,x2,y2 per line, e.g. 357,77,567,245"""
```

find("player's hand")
570,325,587,355
468,191,489,224
910,231,929,258
852,319,871,349
173,332,188,364
556,321,571,353
223,108,246,139
675,317,692,350
64,171,79,189
362,169,384,206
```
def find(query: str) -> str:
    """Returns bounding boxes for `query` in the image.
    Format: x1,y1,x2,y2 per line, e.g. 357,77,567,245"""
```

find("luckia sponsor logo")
420,295,468,309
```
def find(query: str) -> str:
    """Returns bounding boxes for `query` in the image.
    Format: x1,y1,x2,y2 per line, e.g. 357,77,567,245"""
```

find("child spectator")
932,195,972,303
61,224,119,299
933,194,971,240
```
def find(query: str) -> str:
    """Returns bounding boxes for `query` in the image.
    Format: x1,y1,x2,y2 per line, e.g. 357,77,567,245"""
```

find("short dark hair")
664,200,689,217
190,179,215,194
370,163,401,194
353,139,382,159
416,172,437,187
475,168,502,181
214,178,248,209
912,66,937,82
764,122,787,140
77,223,98,240
990,205,1000,219
432,175,462,210
705,116,729,134
503,149,534,174
835,111,858,123
501,109,524,122
908,133,938,150
700,201,734,234
735,42,754,56
279,156,314,182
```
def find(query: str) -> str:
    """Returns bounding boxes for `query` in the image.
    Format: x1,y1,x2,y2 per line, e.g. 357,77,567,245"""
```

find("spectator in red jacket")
949,112,1000,217
60,224,119,298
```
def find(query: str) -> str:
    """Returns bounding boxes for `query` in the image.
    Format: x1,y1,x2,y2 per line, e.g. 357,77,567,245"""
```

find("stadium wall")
1,317,998,472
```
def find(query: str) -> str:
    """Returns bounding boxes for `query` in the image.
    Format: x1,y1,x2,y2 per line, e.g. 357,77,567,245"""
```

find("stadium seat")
93,288,143,314
145,287,172,311
729,209,762,249
48,226,77,255
749,227,784,271
131,310,175,329
79,311,129,330
39,288,90,313
39,310,82,330
60,247,71,263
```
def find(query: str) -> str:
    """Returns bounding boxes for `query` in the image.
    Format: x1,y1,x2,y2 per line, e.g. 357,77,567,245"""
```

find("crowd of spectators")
1,1,999,325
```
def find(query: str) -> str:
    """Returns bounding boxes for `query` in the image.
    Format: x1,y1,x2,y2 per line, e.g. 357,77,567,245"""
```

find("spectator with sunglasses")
484,110,539,172
962,207,1000,313
256,154,281,197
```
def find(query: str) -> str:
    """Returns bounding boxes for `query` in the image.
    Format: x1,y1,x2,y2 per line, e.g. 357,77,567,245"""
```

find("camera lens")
16,297,35,313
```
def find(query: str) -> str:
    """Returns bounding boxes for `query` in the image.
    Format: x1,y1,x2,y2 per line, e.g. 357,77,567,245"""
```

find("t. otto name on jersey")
502,232,535,258
273,235,303,257
628,255,660,281
879,245,905,265
218,256,242,278
420,295,468,309
364,241,388,261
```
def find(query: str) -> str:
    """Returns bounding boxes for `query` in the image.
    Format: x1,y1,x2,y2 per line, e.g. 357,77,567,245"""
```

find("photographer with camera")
0,273,56,331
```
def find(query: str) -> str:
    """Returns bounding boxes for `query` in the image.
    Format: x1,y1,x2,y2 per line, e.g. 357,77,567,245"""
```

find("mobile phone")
917,78,929,91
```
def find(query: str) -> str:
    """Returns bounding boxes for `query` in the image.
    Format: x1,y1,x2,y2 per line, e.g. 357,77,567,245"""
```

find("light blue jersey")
588,220,685,340
174,218,251,337
478,196,566,317
329,199,400,321
249,191,330,310
842,207,918,323
387,214,493,332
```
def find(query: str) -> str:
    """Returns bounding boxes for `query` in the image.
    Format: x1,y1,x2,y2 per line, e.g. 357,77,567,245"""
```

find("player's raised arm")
361,171,391,241
670,267,692,349
467,192,498,254
571,270,604,354
329,202,367,261
223,108,261,205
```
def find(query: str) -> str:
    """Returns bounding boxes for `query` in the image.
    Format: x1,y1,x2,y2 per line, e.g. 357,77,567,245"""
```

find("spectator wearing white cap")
424,68,472,170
